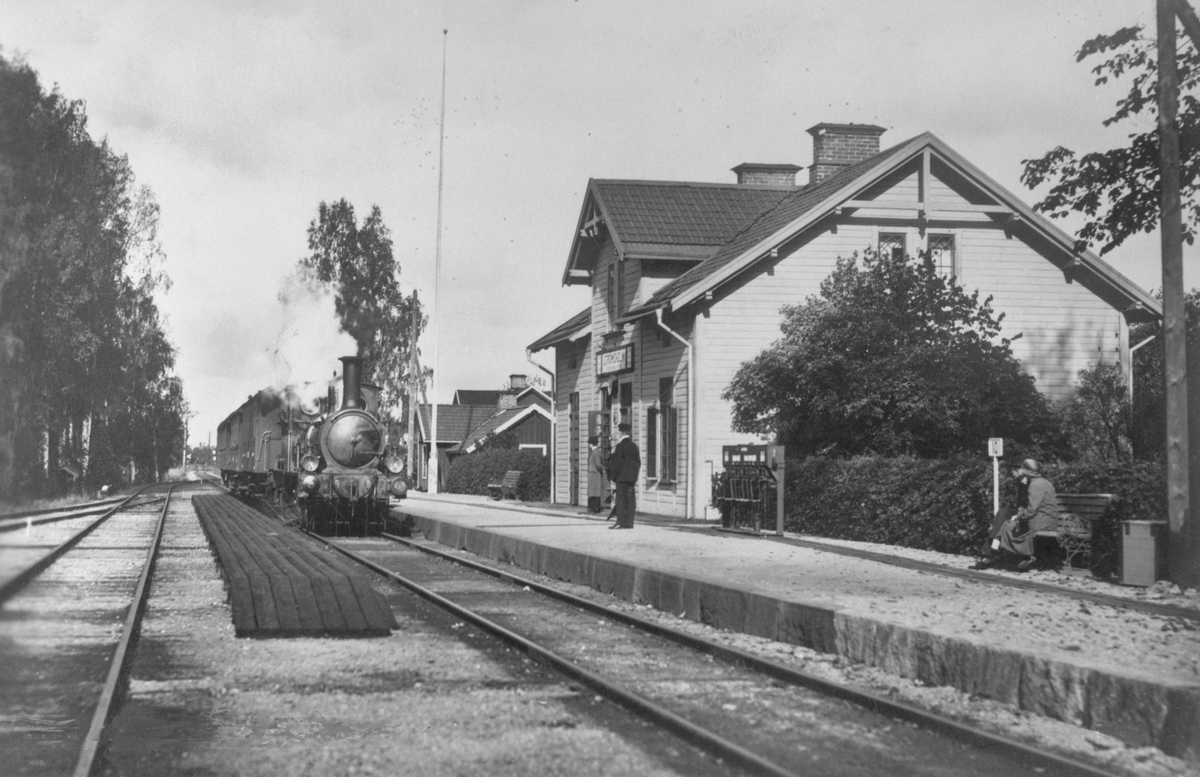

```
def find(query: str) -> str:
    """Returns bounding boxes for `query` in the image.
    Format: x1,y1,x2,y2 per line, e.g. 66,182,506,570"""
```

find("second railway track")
0,482,177,777
314,527,1119,777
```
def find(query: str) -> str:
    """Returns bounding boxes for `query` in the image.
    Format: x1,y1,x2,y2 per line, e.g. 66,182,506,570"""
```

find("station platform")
395,492,1200,764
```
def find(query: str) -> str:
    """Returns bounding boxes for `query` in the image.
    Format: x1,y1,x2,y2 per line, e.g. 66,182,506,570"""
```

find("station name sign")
596,344,634,377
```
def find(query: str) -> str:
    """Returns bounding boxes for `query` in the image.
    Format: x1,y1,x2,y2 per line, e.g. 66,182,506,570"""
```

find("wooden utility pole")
1158,0,1199,587
407,290,419,482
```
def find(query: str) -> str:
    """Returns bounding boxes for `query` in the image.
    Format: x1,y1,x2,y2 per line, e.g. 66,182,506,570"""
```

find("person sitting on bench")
970,459,1059,572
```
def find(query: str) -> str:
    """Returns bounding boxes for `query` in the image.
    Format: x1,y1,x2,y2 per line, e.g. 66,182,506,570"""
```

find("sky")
2,0,1196,446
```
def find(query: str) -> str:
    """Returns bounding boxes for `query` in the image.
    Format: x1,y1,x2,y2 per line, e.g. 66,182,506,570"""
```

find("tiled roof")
417,404,497,444
638,138,917,311
595,180,797,247
448,405,549,454
528,307,591,353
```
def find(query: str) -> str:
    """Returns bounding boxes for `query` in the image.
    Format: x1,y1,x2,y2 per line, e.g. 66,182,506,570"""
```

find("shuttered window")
658,377,677,483
646,408,658,479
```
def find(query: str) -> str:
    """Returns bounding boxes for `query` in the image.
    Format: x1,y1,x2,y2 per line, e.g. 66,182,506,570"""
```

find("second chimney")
731,163,801,187
807,123,887,184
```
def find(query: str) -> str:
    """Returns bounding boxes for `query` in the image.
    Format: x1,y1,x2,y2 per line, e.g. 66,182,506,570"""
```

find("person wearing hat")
606,422,641,529
971,458,1059,572
586,436,606,514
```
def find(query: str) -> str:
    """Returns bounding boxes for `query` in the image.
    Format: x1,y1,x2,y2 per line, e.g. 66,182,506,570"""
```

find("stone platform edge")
411,513,1200,763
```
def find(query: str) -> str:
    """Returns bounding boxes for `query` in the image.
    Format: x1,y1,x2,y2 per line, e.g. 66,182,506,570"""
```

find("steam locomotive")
216,355,408,534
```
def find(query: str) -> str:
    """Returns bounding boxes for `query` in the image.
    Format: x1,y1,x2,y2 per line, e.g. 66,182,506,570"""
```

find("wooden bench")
488,470,522,501
1035,493,1116,572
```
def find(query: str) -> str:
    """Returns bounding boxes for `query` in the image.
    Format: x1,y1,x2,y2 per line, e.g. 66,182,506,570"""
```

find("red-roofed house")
530,123,1162,519
411,379,553,491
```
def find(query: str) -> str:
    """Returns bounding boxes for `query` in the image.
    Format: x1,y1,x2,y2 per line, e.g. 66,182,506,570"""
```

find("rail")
311,525,1116,777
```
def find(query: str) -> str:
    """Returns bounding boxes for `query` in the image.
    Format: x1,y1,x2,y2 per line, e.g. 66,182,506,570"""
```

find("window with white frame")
606,262,617,330
879,232,906,261
518,444,547,457
646,377,677,483
927,233,957,279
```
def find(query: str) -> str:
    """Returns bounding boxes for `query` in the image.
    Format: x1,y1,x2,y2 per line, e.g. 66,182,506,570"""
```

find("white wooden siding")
961,227,1122,399
637,316,690,517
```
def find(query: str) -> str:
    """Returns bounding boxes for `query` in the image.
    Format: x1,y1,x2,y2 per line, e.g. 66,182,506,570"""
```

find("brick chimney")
806,123,887,184
509,374,527,390
731,163,802,187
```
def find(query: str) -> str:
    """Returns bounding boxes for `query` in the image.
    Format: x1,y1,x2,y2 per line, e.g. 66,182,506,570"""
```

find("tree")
1020,24,1200,254
1129,289,1200,460
0,52,183,497
296,199,426,421
1055,361,1133,462
723,248,1056,458
1020,7,1200,586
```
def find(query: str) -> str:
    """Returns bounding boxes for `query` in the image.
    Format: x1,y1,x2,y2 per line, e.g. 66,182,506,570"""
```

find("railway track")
311,527,1119,777
0,482,177,777
0,492,166,536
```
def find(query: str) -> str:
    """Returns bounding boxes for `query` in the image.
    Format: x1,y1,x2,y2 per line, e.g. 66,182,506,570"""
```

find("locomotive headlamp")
384,454,404,474
300,474,320,494
300,454,321,473
390,477,408,497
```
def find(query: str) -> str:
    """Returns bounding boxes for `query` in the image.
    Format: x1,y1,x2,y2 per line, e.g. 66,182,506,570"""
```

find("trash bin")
1121,520,1167,587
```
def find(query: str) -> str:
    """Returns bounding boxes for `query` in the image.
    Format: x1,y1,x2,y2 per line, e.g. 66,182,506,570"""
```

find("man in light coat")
586,436,606,514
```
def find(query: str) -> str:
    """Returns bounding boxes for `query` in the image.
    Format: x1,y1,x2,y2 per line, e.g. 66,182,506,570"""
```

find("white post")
988,437,1004,516
993,456,1000,516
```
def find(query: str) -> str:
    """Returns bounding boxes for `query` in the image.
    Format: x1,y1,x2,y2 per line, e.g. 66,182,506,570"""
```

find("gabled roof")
628,133,1162,322
562,179,798,285
416,404,497,444
448,404,553,454
528,307,591,353
454,389,503,406
514,385,551,407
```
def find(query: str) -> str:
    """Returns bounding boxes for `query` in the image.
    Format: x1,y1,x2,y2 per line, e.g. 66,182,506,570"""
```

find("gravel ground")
101,490,738,777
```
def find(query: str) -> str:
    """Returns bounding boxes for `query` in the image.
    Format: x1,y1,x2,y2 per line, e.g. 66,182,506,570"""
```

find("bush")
443,449,551,501
781,455,1165,578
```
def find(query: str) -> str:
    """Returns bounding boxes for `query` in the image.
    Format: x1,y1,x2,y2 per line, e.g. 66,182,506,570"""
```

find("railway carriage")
216,356,408,534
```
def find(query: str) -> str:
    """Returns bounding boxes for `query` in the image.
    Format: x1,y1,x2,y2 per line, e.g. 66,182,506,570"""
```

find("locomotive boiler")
216,355,408,534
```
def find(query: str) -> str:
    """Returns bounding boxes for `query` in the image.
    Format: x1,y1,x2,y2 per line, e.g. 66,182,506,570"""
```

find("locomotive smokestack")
339,356,365,410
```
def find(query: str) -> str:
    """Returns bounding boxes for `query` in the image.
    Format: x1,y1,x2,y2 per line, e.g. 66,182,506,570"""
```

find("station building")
527,123,1162,520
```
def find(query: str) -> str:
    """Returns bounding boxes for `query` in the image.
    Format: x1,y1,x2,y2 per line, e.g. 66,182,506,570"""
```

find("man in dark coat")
606,423,640,529
586,437,606,513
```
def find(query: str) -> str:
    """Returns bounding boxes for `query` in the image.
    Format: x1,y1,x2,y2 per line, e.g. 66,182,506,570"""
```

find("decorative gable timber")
629,133,1161,324
561,178,799,287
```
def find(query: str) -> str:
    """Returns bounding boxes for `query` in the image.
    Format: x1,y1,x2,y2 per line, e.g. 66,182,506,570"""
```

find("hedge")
443,449,551,502
780,456,1165,578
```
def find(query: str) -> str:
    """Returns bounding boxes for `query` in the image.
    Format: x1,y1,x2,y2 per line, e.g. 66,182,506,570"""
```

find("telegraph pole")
1157,0,1199,586
407,289,419,482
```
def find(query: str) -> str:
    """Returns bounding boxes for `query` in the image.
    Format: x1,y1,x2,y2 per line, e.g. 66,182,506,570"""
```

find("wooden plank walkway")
192,494,396,637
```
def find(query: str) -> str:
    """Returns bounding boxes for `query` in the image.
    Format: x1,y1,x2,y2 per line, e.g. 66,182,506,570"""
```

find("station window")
879,232,906,261
928,234,957,279
647,377,677,484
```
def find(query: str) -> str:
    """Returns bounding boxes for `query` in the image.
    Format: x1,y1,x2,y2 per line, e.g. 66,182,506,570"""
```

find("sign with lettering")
596,344,634,377
988,438,1004,458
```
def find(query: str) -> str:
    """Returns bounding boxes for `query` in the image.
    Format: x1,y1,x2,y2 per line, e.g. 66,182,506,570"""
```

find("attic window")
928,234,957,278
879,233,906,261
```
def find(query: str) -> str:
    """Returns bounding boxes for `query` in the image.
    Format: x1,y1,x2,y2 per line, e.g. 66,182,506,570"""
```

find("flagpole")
429,29,448,494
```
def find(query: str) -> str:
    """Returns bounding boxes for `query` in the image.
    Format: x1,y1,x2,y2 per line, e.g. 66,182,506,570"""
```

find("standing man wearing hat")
586,436,606,514
606,423,640,529
971,459,1059,572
